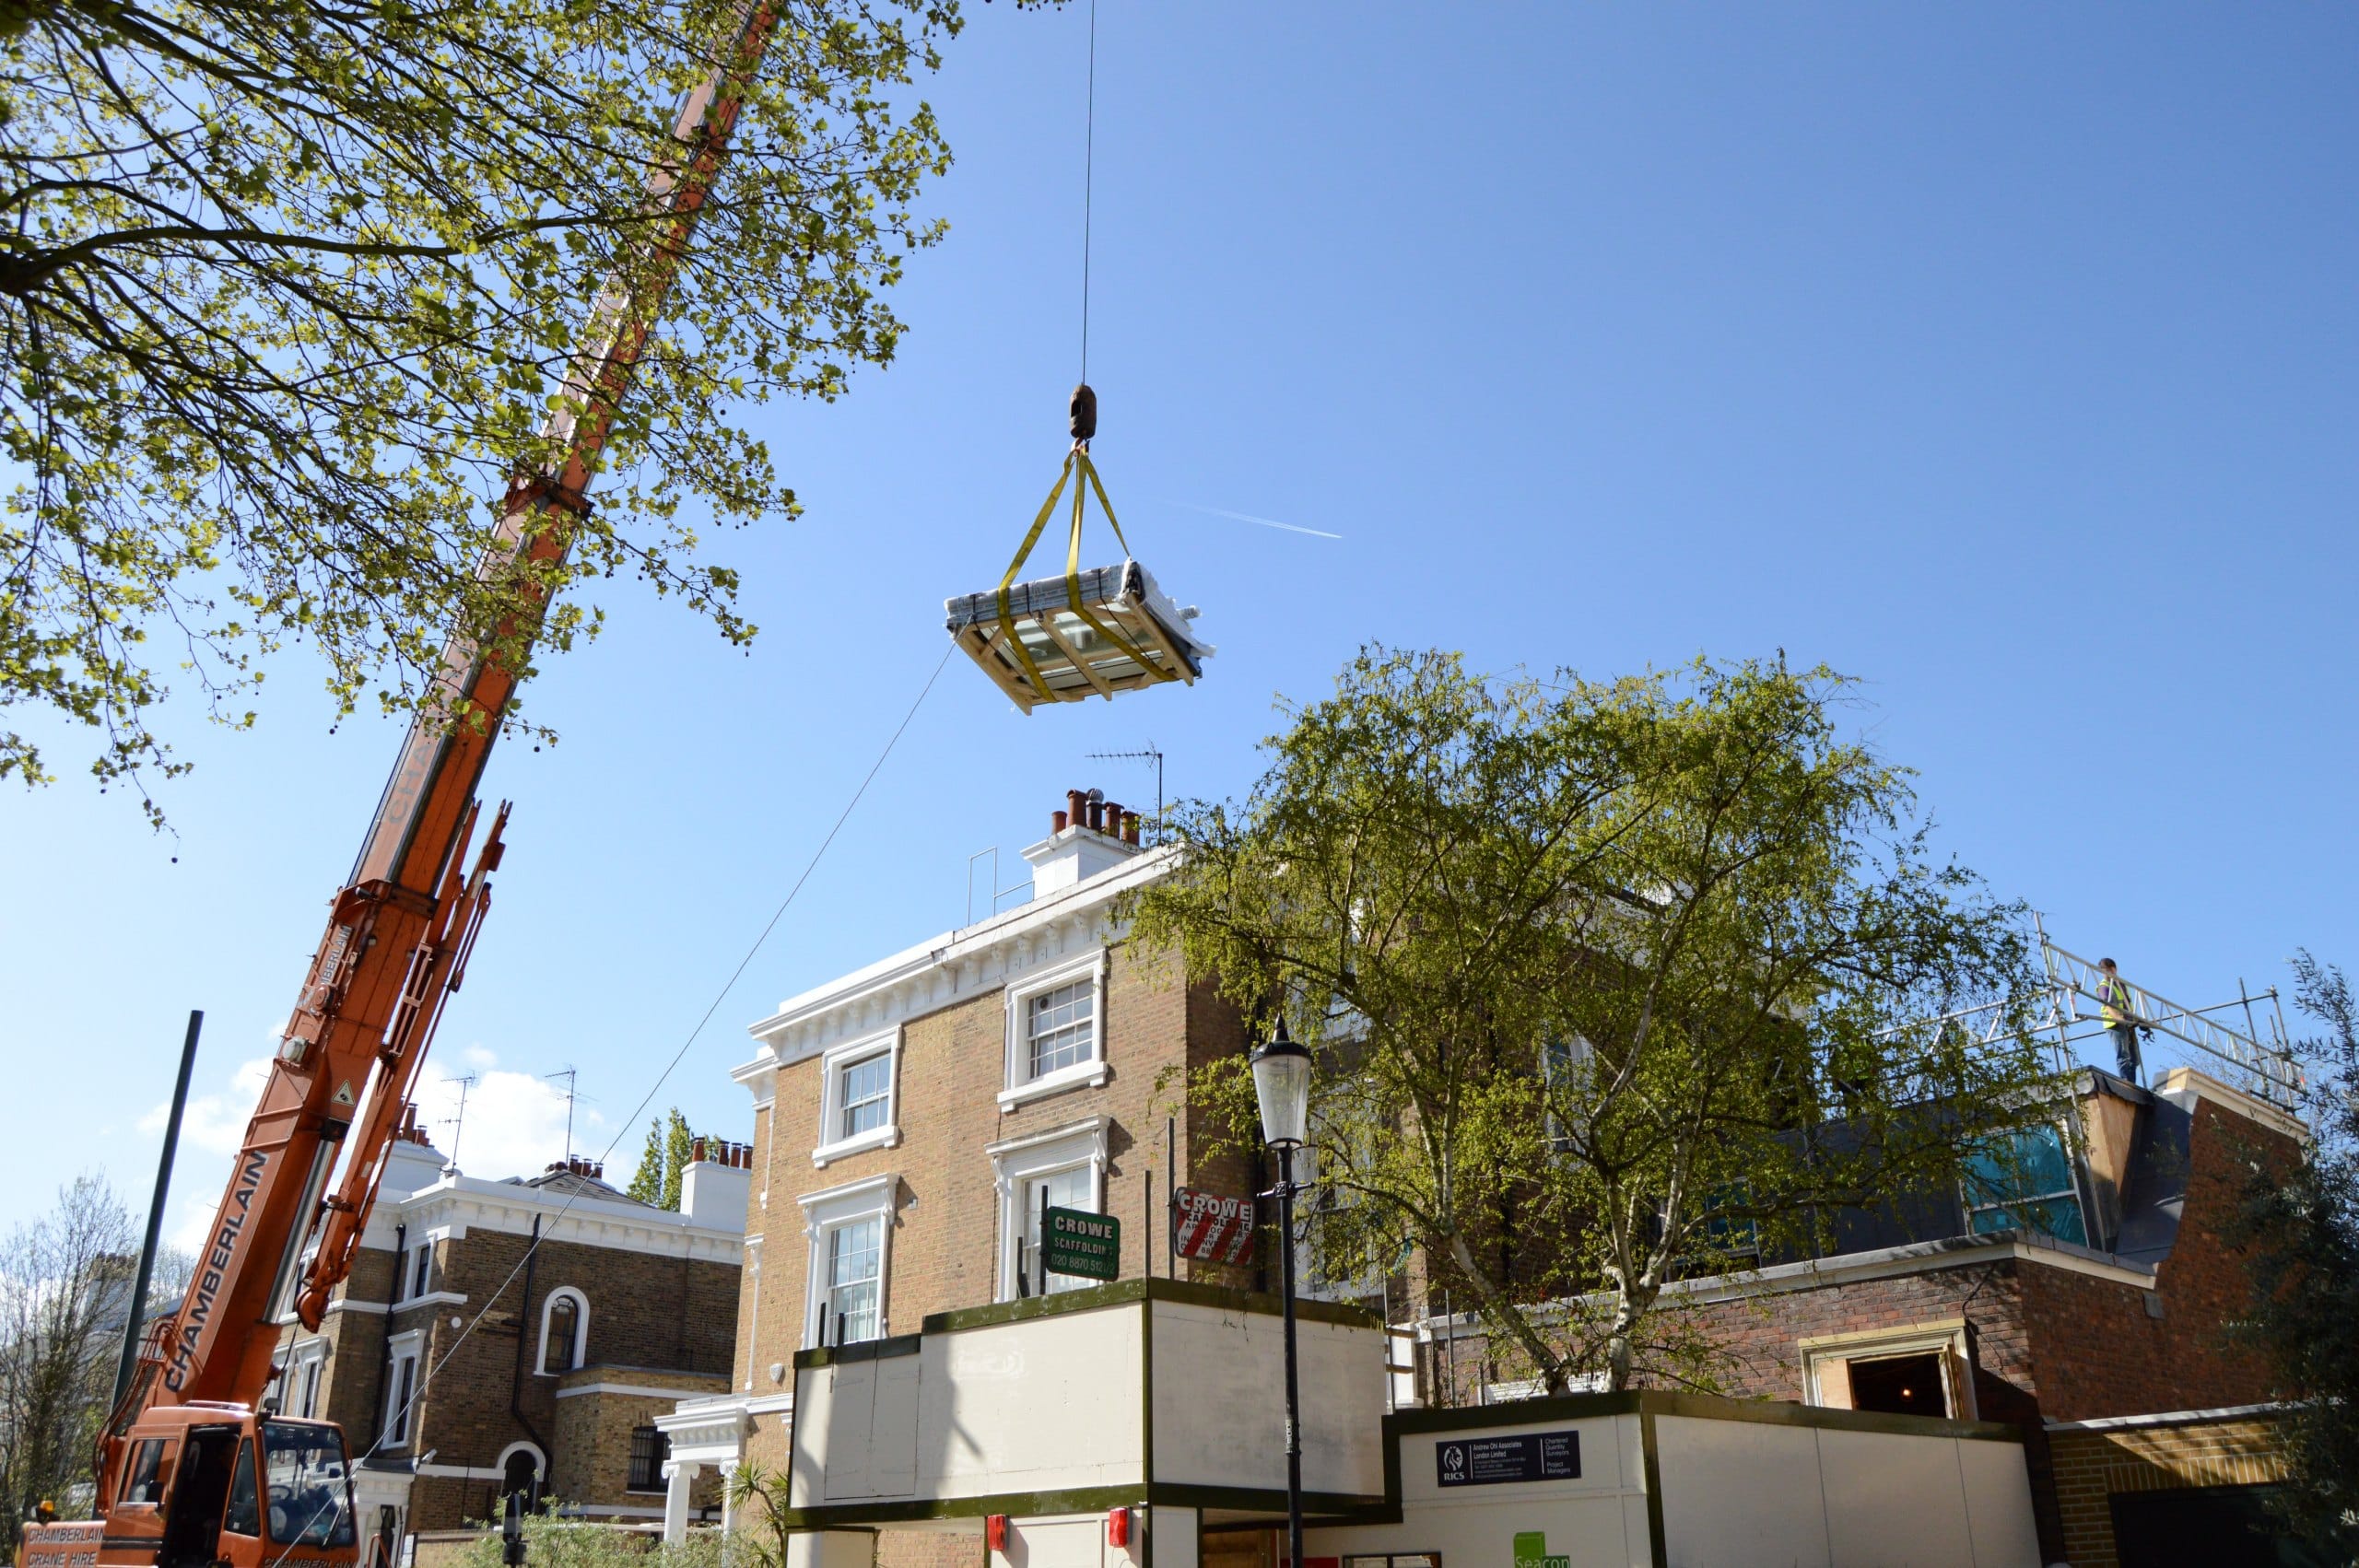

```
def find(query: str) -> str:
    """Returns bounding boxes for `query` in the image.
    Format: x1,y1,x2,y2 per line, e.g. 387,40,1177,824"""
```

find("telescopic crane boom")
21,12,786,1568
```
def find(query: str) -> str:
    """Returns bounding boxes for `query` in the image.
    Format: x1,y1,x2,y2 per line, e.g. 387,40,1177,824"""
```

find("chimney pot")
1067,789,1088,829
1122,812,1141,845
1086,800,1104,832
1104,801,1122,836
692,1137,706,1164
1052,809,1069,834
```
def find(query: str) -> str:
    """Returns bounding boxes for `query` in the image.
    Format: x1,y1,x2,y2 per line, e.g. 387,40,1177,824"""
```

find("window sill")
391,1292,468,1311
997,1060,1109,1112
811,1126,899,1168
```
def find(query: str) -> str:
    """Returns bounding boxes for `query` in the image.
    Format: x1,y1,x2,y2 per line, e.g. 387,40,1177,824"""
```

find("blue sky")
3,2,2353,1246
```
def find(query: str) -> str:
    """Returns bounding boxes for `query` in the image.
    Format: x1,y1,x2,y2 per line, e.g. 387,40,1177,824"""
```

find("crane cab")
22,1406,359,1568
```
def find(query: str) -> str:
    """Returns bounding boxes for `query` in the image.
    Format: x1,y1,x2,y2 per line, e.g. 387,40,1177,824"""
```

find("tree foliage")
2232,951,2359,1545
452,1504,724,1568
1127,649,2061,1393
626,1107,696,1210
1,0,958,809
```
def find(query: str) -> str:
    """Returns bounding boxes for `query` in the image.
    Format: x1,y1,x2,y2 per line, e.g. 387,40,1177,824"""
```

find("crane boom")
32,12,790,1568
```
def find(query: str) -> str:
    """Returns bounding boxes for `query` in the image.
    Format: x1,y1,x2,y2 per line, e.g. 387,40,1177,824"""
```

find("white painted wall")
792,1307,1148,1508
1656,1416,2036,1568
1309,1416,1650,1568
682,1159,752,1229
1309,1412,2039,1568
1149,1299,1388,1498
927,1306,1146,1497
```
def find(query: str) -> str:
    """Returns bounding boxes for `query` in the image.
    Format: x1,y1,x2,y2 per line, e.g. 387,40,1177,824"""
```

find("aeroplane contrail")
1162,499,1344,541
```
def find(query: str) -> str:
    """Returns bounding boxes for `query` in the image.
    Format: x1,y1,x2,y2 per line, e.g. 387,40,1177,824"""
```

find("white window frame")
797,1173,898,1348
812,1026,902,1167
1000,950,1109,1111
988,1117,1110,1301
290,1339,328,1421
536,1287,589,1375
382,1330,425,1450
1542,1036,1593,1154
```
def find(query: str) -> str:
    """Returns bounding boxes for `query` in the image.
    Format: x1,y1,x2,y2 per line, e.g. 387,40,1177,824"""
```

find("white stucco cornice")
371,1172,745,1264
734,844,1177,1082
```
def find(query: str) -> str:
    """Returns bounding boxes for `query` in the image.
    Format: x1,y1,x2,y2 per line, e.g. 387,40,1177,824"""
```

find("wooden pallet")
947,562,1203,714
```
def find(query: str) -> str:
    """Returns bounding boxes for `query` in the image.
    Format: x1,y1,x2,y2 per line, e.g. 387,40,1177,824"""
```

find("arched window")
537,1288,587,1374
497,1443,545,1513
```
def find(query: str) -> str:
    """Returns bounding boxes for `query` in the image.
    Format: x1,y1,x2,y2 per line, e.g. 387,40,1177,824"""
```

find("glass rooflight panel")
1963,1124,2087,1246
1028,979,1095,1076
839,1053,891,1140
1050,612,1115,656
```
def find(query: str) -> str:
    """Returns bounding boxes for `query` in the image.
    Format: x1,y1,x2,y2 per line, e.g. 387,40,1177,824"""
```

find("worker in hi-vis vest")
2096,957,2147,1084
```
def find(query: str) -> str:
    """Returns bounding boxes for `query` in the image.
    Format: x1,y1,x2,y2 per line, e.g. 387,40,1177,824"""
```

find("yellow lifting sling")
945,386,1213,713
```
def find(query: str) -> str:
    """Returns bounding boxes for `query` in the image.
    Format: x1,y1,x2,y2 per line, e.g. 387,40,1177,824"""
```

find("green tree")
724,1464,794,1568
2,0,958,809
626,1118,668,1207
1127,649,2061,1393
2232,952,2359,1546
626,1108,696,1211
661,1109,695,1212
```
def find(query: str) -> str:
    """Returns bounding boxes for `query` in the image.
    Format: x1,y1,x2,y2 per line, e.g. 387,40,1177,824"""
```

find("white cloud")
411,1048,608,1183
142,1043,612,1262
140,1055,272,1157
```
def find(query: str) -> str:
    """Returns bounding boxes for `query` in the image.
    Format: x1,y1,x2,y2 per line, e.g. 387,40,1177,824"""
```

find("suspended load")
947,387,1213,713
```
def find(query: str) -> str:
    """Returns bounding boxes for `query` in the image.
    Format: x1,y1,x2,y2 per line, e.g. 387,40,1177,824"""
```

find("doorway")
501,1450,543,1514
158,1428,241,1568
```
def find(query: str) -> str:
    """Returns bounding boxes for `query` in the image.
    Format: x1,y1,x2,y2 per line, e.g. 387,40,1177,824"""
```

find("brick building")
266,1118,749,1559
1421,1065,2306,1562
670,790,2306,1567
663,795,1276,1556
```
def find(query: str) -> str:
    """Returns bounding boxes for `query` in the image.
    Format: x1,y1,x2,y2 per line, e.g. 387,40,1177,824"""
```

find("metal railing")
1865,922,2305,1114
2037,929,2302,1111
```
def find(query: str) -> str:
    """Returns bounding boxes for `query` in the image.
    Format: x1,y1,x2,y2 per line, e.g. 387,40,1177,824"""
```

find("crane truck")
19,10,781,1568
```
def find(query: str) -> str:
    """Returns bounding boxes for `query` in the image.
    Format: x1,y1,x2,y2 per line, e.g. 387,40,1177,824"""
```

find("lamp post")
1250,1017,1312,1568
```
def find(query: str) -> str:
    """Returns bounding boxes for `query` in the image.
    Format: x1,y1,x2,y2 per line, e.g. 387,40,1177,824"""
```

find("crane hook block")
1070,383,1097,444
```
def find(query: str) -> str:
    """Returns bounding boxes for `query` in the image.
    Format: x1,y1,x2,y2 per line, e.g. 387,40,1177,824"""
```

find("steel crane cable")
265,643,957,1568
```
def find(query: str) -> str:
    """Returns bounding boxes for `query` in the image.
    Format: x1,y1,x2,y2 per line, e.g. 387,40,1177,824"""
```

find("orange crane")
18,11,781,1568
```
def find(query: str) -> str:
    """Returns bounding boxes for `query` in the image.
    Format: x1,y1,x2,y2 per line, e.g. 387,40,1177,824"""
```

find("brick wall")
746,936,1231,1381
2047,1410,2293,1568
308,1214,738,1531
1423,1260,2045,1415
737,930,1256,1568
547,1367,728,1511
289,1245,399,1445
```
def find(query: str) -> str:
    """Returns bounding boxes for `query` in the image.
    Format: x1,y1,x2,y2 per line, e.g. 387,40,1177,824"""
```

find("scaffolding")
1880,917,2303,1113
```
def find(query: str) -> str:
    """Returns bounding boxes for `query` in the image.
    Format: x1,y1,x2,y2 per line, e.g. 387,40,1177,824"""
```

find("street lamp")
1250,1017,1313,1568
